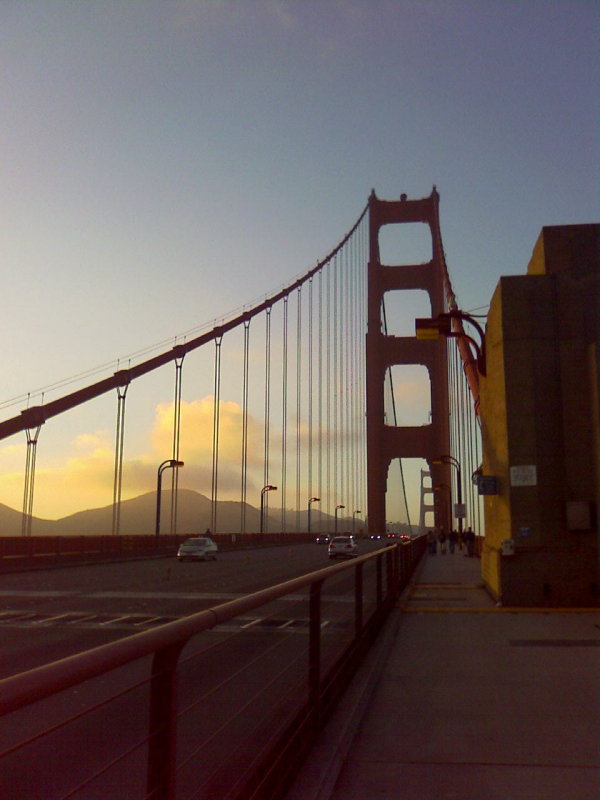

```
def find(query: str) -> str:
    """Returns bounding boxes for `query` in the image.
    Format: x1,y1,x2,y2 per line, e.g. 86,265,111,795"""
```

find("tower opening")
381,289,431,337
377,222,432,266
384,364,431,427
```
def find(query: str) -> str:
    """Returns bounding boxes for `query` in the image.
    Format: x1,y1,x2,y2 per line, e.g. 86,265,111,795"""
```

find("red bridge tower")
366,188,451,534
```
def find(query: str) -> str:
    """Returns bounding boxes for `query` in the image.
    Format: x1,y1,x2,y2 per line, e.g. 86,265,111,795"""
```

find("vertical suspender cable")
453,345,462,526
361,219,368,518
263,307,272,494
348,246,355,515
346,242,355,516
170,355,184,535
326,265,331,526
240,319,251,533
350,236,358,518
21,425,42,537
461,356,472,529
342,249,349,512
352,232,360,520
211,335,223,534
281,297,288,532
467,369,480,531
317,270,323,528
452,344,459,529
474,400,483,532
112,384,128,536
296,287,302,531
337,249,350,513
447,343,457,521
308,278,314,505
333,255,339,509
461,362,471,527
358,222,367,518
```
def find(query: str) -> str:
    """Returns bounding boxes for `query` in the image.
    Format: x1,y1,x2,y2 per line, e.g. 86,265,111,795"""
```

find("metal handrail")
0,547,382,716
0,537,426,799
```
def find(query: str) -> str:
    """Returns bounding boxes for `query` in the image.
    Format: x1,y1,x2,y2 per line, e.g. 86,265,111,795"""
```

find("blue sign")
477,476,498,495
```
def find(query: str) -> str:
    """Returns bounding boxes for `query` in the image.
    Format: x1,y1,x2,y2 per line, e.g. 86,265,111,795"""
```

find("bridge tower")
418,469,435,533
366,188,451,534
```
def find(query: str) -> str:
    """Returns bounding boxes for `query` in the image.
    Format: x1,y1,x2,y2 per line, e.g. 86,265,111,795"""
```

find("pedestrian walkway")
287,547,600,800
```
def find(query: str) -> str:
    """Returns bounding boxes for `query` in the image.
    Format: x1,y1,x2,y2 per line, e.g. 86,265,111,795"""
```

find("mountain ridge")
0,489,351,536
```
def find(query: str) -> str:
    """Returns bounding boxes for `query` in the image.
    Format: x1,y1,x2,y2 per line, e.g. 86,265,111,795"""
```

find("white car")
177,536,218,562
328,535,358,559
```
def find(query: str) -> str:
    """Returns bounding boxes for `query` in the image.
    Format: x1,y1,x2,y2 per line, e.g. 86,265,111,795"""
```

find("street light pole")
334,504,345,535
352,509,362,535
260,485,277,534
307,496,320,534
155,459,184,540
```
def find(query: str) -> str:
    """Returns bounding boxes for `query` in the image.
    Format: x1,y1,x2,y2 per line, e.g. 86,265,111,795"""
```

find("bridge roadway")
0,540,383,679
287,549,600,800
0,538,389,800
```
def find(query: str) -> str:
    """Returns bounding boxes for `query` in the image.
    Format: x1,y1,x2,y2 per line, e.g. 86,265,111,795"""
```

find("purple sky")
0,1,598,521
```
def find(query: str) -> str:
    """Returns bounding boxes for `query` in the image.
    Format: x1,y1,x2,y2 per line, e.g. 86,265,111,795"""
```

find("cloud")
150,395,267,466
0,441,26,470
0,396,270,518
0,392,365,520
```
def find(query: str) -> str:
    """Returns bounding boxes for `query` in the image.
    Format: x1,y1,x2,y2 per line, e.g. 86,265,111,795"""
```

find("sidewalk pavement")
287,546,600,800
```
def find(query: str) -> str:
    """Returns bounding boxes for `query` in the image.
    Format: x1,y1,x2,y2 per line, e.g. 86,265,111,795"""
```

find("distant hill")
0,490,359,536
0,502,58,536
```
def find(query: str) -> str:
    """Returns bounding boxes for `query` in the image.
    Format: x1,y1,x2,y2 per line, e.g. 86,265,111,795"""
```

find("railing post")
400,541,408,589
386,547,395,601
308,581,323,721
354,562,363,636
146,643,185,800
376,554,383,608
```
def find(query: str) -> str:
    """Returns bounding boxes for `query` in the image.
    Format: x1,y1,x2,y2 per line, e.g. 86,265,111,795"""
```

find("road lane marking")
0,589,353,602
0,590,80,597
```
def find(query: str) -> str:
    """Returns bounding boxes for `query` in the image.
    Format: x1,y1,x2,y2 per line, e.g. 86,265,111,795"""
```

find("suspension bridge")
0,192,597,800
0,187,482,541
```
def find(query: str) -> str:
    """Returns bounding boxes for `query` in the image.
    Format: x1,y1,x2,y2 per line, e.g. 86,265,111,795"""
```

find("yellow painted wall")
479,224,599,605
479,280,511,598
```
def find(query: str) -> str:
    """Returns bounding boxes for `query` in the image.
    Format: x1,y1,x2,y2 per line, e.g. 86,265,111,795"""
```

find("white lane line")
0,590,80,597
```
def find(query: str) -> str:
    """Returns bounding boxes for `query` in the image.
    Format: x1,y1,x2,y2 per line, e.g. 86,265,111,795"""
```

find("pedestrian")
465,526,475,557
427,529,437,554
438,527,447,554
449,529,458,554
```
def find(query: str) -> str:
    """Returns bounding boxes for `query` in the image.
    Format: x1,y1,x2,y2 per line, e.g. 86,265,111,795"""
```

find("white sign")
510,465,537,486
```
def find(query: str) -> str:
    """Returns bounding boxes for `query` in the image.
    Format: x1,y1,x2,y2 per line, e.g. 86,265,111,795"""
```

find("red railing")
0,536,426,800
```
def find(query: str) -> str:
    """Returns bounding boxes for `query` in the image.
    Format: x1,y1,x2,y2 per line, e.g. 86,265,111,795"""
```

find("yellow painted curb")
416,583,485,590
398,605,600,614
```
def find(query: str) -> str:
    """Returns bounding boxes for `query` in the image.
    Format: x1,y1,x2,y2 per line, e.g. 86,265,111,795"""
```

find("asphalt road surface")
0,540,385,678
0,540,388,799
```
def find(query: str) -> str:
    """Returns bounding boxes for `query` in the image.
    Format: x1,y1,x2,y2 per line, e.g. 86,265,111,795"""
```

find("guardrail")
0,532,316,571
0,536,426,800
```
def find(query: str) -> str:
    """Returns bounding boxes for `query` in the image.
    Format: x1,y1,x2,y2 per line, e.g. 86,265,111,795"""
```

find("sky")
0,0,598,525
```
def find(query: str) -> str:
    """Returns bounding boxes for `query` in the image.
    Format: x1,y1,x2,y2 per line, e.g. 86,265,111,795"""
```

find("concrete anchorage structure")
480,224,599,606
366,189,451,534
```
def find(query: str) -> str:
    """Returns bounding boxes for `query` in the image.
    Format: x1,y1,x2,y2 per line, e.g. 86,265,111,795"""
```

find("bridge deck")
288,546,600,800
